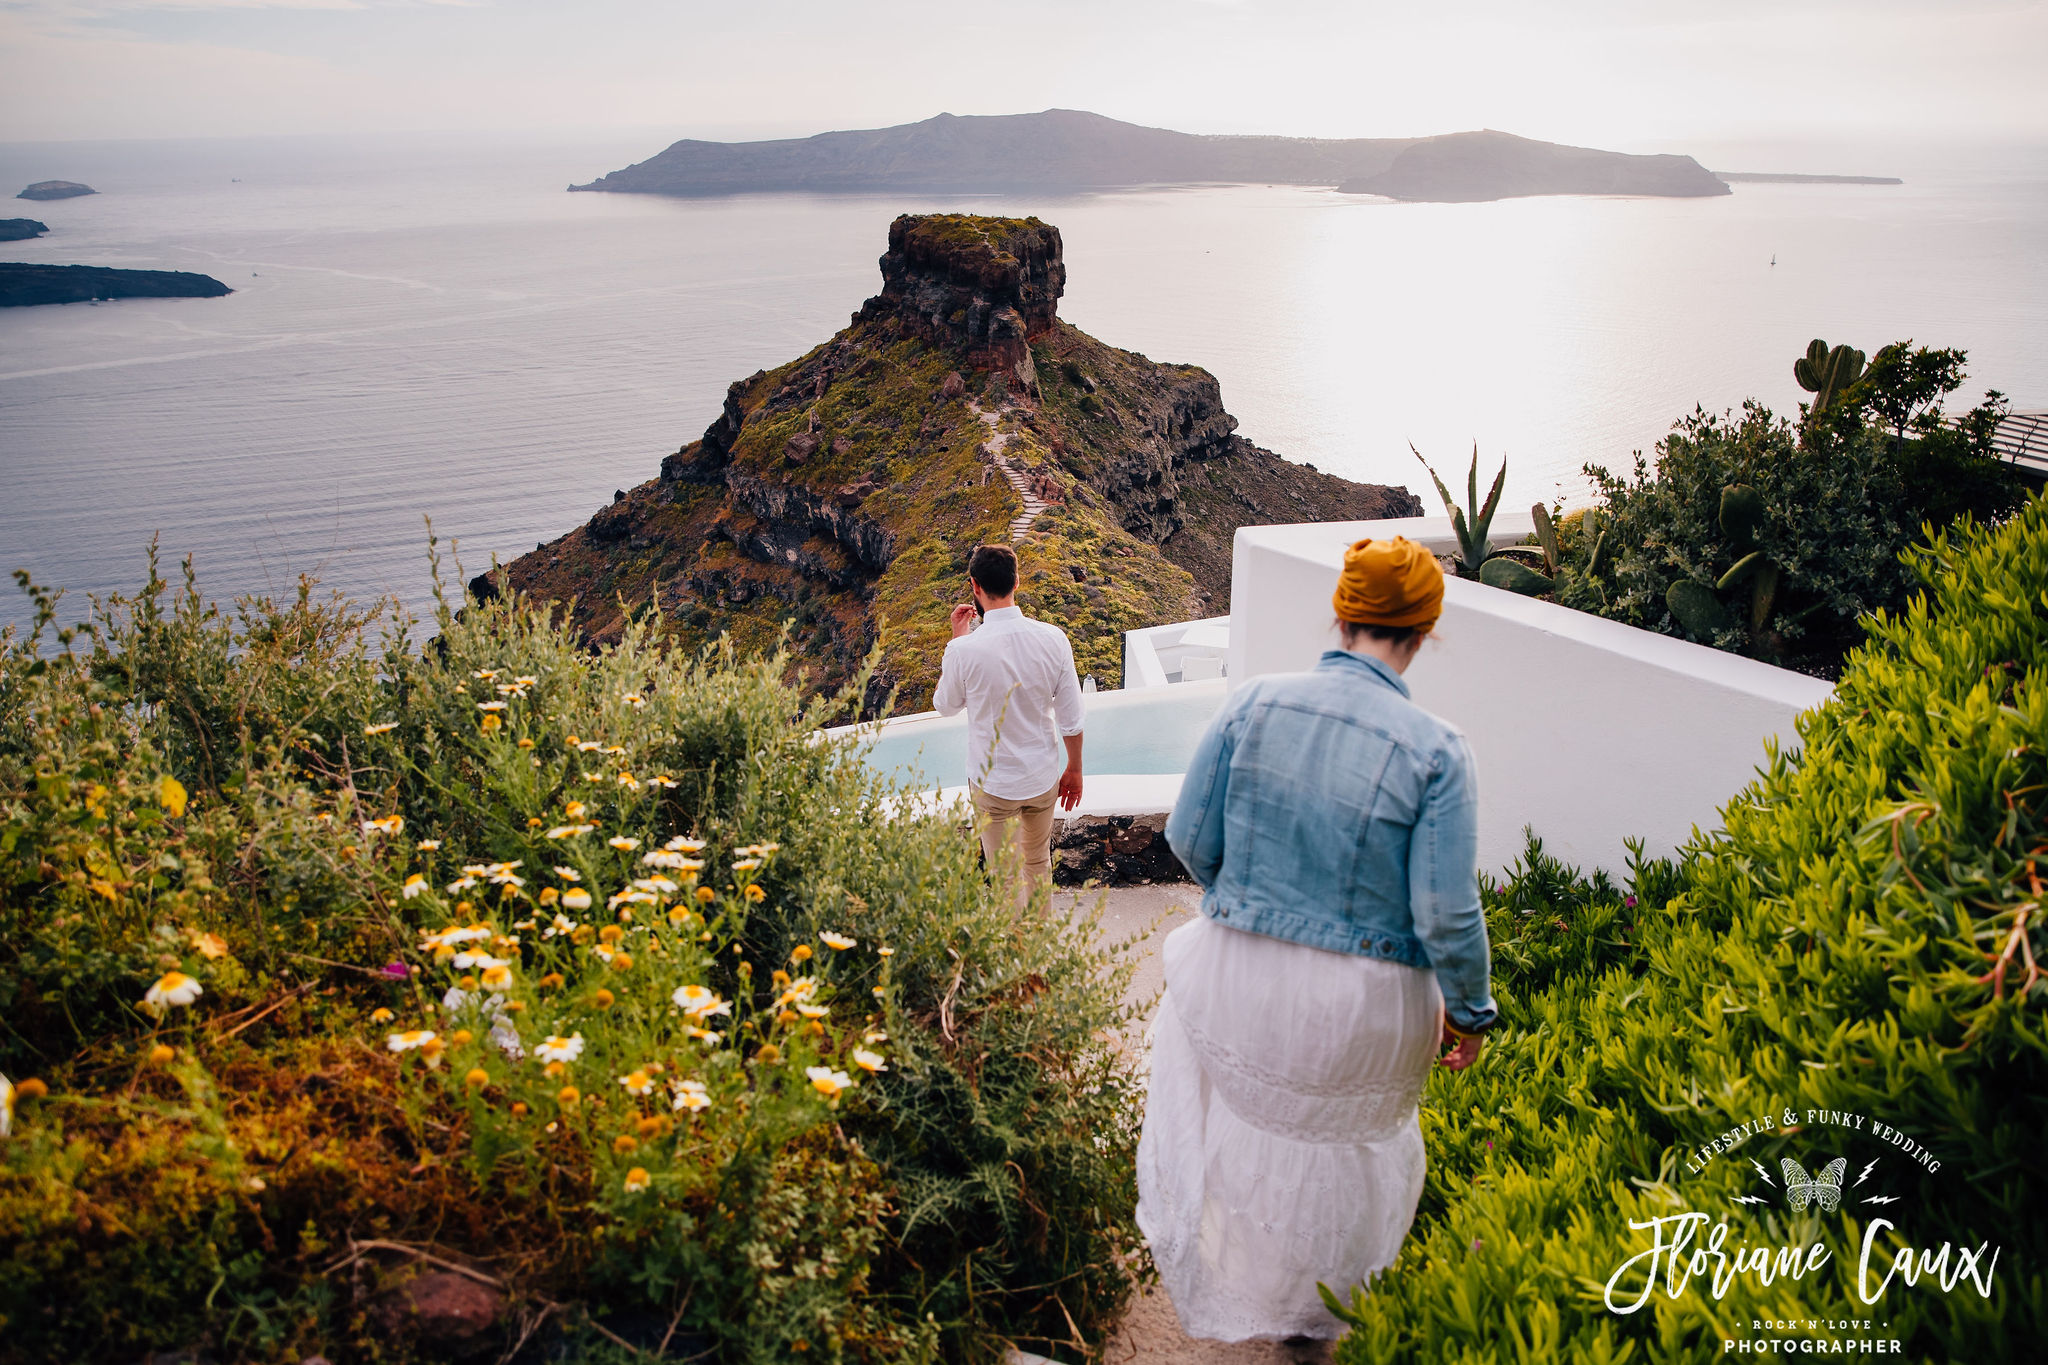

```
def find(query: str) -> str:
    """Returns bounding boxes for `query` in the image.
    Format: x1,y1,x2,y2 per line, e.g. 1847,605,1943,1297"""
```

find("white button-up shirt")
932,605,1086,799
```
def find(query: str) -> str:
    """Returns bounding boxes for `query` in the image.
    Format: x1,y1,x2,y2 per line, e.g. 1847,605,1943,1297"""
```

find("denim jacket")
1165,649,1498,1032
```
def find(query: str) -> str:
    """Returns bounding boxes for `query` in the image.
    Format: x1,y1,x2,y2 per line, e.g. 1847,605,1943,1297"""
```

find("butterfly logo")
1781,1157,1848,1213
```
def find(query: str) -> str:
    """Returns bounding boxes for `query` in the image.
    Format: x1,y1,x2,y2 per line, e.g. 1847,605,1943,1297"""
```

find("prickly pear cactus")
1666,579,1730,637
1719,484,1765,550
1793,339,1867,414
1479,556,1555,596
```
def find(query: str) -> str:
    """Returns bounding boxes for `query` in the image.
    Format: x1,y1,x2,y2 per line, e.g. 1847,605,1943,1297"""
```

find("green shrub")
0,546,1142,1364
1556,341,2023,675
1332,495,2048,1363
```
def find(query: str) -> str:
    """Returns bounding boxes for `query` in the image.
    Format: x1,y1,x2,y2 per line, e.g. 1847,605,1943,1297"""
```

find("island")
569,109,1728,203
17,180,96,201
0,263,231,308
0,219,49,242
1714,172,1903,185
1339,129,1727,201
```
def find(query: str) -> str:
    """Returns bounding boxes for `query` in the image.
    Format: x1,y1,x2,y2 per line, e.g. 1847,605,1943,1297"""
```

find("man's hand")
949,602,978,638
1057,765,1083,811
1437,1023,1484,1071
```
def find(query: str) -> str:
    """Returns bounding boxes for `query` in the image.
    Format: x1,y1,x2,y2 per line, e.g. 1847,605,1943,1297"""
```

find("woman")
1136,535,1496,1347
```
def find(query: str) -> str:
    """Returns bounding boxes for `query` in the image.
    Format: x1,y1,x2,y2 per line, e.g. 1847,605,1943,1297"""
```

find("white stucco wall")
1226,517,1836,877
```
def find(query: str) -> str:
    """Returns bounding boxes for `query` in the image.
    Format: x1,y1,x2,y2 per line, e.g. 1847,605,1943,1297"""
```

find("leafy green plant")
1331,496,2048,1364
1557,339,2023,674
0,548,1143,1364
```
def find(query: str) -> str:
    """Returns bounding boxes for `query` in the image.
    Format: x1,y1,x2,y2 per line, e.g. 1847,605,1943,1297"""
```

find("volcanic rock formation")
478,214,1420,712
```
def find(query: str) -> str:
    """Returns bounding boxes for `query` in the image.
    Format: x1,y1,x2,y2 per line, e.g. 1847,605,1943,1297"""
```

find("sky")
2,0,2044,152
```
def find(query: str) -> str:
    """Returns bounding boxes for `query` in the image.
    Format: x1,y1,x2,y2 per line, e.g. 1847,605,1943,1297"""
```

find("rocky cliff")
477,214,1419,713
0,219,48,242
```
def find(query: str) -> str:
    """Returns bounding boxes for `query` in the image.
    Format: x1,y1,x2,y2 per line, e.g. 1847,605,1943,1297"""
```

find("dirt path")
1026,886,1336,1365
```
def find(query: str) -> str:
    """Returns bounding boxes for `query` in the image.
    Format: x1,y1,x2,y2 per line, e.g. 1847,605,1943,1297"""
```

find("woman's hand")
1437,1023,1484,1071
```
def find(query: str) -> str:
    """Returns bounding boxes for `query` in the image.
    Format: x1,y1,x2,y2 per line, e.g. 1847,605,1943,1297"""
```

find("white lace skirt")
1135,915,1443,1341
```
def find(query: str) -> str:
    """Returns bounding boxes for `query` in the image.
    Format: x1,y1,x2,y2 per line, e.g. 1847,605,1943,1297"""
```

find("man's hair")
969,543,1018,598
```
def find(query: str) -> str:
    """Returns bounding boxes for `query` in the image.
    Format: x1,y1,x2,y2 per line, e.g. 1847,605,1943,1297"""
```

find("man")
933,543,1085,897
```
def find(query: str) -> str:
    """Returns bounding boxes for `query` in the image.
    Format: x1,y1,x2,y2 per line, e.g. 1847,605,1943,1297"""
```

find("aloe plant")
1412,441,1506,577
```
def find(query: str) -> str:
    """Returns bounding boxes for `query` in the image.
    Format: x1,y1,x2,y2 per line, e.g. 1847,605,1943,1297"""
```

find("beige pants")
970,781,1059,899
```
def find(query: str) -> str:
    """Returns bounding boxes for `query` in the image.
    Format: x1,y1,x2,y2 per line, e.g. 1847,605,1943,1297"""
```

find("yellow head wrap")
1331,536,1444,632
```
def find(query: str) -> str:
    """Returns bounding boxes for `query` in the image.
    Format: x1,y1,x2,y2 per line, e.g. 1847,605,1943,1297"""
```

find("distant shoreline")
1714,172,1903,185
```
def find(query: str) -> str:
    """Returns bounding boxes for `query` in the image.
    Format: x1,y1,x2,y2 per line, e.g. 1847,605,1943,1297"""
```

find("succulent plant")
1583,508,1611,578
1531,503,1561,576
1412,441,1505,577
1666,579,1731,638
1715,483,1782,631
1478,556,1555,596
1794,339,1867,416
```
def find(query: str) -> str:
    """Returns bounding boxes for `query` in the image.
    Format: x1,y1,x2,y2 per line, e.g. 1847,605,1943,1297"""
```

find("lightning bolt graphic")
1732,1195,1768,1205
1751,1158,1776,1185
1855,1160,1878,1188
1864,1195,1901,1205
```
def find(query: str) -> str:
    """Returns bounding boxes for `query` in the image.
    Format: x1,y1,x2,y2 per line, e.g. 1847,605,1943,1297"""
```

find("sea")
2,131,2044,636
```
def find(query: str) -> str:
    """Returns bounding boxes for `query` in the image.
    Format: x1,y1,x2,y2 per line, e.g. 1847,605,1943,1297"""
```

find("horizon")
3,1,2042,149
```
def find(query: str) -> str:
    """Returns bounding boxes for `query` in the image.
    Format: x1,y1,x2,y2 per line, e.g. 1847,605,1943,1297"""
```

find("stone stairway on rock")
971,400,1049,539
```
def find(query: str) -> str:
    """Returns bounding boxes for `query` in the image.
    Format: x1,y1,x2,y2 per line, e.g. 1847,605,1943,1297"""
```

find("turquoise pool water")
853,685,1228,788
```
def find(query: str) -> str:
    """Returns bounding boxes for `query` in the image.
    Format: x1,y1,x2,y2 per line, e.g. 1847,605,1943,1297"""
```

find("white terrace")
835,512,1834,878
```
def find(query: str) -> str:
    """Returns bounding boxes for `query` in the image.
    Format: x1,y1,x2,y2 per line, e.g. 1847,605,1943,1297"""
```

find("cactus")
1583,508,1611,578
1531,503,1560,576
1719,484,1765,549
1793,339,1867,415
1412,441,1505,576
1715,484,1782,631
1478,556,1555,596
1666,580,1730,638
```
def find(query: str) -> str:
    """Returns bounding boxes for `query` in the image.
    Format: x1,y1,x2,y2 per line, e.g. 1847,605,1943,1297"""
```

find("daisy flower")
623,1167,650,1194
562,888,593,911
618,1069,655,1096
821,932,857,950
402,873,428,899
553,866,581,881
806,1066,854,1101
664,836,707,852
852,1049,888,1073
369,1007,395,1024
608,836,641,851
672,1080,712,1113
476,700,508,712
671,985,732,1019
364,721,399,736
546,824,596,840
387,1029,438,1053
142,971,203,1018
535,1034,584,1064
416,839,442,851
